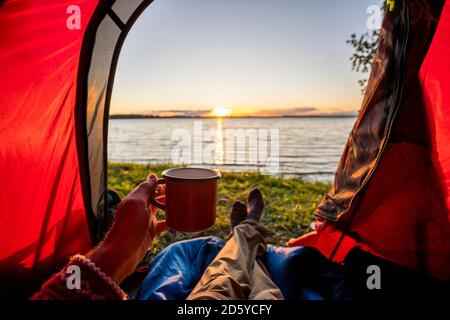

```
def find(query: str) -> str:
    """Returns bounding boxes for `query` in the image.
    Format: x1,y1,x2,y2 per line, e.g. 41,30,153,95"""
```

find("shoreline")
107,161,336,182
109,115,357,120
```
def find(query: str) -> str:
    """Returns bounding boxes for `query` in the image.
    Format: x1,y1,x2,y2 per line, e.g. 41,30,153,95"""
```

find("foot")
246,188,264,221
230,200,247,229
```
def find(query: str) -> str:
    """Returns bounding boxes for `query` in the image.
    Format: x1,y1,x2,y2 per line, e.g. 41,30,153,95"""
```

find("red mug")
149,168,222,232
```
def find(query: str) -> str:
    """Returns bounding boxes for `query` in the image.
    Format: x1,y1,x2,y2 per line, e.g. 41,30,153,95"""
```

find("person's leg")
187,189,283,300
248,257,284,300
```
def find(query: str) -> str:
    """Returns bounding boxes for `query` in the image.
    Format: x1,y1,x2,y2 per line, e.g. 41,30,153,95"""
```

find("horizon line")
109,114,358,119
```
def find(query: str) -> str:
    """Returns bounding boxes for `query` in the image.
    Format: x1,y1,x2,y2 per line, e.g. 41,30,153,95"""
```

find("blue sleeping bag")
136,236,356,300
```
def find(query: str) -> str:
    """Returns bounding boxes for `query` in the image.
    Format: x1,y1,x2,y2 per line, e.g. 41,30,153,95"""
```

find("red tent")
290,0,450,282
0,0,156,298
0,0,449,298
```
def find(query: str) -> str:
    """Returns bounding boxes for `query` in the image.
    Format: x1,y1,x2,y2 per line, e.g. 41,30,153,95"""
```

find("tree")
346,30,380,90
347,2,388,91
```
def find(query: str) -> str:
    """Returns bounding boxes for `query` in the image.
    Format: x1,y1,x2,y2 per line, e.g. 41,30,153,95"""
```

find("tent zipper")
329,0,410,260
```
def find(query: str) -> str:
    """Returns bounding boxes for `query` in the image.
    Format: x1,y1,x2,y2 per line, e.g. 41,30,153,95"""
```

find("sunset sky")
110,0,381,116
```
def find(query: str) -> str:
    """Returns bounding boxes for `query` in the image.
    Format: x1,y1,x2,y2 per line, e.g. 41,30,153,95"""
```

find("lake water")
108,117,356,181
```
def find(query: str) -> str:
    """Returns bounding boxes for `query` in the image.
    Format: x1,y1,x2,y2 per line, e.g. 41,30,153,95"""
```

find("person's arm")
31,174,167,300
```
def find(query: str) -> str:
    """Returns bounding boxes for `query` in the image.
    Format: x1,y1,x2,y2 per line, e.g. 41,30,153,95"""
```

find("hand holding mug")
87,174,167,284
149,168,221,232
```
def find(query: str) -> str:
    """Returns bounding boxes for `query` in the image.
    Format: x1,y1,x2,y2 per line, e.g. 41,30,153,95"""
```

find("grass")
108,163,331,258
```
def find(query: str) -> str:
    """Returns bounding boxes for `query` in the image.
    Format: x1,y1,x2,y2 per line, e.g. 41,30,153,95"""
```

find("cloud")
142,109,210,117
112,107,357,118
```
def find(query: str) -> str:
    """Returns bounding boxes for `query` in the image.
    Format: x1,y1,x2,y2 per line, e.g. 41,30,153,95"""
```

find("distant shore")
109,114,357,120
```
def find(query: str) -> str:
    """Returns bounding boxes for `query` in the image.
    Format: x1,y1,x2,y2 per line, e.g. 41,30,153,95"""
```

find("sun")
211,106,231,117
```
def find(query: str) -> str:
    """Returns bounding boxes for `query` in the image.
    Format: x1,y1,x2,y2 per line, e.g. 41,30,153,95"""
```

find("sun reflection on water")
215,118,224,165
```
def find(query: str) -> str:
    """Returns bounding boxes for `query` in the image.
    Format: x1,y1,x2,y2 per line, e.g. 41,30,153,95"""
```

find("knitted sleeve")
31,255,127,300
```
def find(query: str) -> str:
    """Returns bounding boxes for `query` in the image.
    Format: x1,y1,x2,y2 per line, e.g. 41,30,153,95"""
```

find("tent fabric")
420,0,450,217
84,0,154,241
0,0,154,298
314,0,447,222
291,0,450,281
0,0,97,296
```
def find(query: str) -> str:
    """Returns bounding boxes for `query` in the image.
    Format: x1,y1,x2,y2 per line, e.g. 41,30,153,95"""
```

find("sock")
246,188,264,221
230,200,247,229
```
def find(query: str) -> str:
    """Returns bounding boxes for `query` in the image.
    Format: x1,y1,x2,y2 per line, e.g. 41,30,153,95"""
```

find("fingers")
149,195,165,215
128,174,158,200
155,183,165,196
